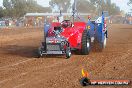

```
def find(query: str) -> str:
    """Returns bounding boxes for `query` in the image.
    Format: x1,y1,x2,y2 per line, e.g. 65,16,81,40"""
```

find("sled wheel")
66,47,71,59
81,30,91,55
38,47,43,58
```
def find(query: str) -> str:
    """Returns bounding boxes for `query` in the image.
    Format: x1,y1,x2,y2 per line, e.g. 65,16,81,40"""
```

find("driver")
61,20,72,28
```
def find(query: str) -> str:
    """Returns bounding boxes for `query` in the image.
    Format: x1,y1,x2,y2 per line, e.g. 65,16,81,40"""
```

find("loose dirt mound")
0,24,132,88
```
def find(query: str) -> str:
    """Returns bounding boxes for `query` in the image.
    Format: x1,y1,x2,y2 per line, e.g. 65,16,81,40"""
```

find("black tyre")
102,34,107,49
66,47,71,59
99,34,107,51
38,47,43,58
81,30,91,55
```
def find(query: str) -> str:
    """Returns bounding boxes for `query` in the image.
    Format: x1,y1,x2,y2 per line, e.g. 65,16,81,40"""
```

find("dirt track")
0,24,132,88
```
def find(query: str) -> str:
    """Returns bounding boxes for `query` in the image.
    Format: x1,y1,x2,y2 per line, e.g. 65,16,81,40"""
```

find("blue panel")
87,20,95,37
44,23,50,36
95,23,102,42
94,12,106,44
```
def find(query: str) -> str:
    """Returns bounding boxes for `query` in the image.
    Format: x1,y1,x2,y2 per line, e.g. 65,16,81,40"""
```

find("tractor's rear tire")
102,34,107,49
94,34,107,52
81,30,91,55
99,34,107,51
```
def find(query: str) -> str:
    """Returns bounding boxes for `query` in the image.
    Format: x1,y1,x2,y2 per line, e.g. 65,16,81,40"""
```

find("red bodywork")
47,22,87,50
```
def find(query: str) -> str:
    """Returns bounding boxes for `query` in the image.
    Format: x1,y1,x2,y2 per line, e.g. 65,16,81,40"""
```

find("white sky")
0,0,131,13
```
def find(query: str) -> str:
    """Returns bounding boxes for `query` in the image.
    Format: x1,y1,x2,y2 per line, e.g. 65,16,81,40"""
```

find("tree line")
128,0,132,11
0,0,51,18
0,0,127,18
128,0,132,5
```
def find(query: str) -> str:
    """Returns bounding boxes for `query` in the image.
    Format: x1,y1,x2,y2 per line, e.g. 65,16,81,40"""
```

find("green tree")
3,0,12,9
128,0,132,11
95,0,121,15
76,0,121,15
128,0,132,5
11,0,27,17
49,0,71,12
3,0,52,18
76,0,96,13
26,0,51,13
0,7,4,18
3,0,13,17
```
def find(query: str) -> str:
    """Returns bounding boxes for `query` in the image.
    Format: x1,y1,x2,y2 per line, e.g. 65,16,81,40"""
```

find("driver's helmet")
61,20,72,28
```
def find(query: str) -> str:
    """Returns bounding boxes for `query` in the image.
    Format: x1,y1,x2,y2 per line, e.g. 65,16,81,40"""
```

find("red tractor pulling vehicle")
38,1,108,59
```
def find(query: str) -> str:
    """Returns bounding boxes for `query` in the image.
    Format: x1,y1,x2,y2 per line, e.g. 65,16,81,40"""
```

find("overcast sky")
0,0,131,13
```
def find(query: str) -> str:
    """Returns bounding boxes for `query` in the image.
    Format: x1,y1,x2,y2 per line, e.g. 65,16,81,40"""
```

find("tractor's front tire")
81,30,91,55
66,47,71,59
38,47,43,58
